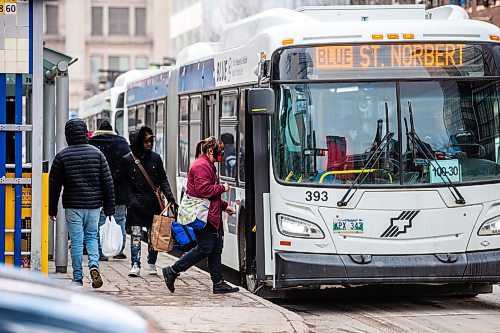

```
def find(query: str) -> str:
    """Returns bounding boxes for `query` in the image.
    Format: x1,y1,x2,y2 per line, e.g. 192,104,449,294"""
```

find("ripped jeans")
130,226,158,268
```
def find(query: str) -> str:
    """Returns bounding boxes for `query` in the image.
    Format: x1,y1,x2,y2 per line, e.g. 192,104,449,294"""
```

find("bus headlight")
277,214,325,239
478,217,500,236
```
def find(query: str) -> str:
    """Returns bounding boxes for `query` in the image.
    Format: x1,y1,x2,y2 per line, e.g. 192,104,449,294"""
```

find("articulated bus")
124,68,171,157
163,5,500,294
79,70,150,138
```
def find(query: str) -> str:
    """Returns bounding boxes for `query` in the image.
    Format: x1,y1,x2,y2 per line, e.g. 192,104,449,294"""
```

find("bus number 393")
305,191,328,202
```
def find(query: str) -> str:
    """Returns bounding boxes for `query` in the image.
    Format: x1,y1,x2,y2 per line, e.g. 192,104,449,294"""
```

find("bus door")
203,93,218,138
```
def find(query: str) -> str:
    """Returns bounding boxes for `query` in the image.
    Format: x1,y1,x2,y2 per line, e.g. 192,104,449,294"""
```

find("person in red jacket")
162,136,239,294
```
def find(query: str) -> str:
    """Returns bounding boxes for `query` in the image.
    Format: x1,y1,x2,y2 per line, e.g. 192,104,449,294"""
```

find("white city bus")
79,70,149,137
166,5,500,294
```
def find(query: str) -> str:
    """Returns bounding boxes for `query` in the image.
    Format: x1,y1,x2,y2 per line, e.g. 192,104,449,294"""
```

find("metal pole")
43,73,56,259
54,61,69,273
30,0,44,272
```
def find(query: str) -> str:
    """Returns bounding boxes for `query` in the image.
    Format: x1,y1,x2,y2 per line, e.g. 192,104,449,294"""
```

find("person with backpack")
114,126,176,276
162,136,239,294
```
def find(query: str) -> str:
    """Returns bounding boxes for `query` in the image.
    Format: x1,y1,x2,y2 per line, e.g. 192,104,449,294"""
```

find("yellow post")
41,172,49,274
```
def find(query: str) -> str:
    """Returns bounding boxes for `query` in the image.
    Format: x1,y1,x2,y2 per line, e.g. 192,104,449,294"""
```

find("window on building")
135,7,146,36
91,7,103,36
135,56,148,69
109,56,129,71
90,55,102,85
109,7,129,35
45,4,58,35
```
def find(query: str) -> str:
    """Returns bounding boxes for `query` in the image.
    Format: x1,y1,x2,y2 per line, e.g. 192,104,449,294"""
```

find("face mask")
212,147,224,162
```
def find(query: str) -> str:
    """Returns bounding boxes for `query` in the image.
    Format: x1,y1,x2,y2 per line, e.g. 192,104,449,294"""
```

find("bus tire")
238,207,259,293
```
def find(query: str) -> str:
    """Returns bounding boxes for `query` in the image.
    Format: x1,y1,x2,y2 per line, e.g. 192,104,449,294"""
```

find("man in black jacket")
89,121,130,260
115,126,175,276
49,119,115,289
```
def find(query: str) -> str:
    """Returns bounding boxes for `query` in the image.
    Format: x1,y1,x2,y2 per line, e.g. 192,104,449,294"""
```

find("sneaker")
70,280,83,288
147,264,157,275
99,254,108,261
162,266,179,293
114,253,127,260
89,266,103,289
213,280,239,294
128,263,140,277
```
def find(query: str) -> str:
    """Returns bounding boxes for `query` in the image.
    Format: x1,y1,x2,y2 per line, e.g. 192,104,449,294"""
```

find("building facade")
43,0,170,113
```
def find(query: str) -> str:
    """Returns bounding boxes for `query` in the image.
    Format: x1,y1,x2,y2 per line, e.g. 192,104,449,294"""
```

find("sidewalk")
49,239,309,333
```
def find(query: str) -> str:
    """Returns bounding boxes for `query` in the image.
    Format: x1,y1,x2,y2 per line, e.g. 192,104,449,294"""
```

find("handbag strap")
131,152,157,193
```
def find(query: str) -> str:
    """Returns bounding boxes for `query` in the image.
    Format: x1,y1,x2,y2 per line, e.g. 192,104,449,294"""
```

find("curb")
162,252,310,333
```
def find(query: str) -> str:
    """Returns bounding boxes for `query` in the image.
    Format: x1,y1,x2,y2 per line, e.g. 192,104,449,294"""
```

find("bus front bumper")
274,250,500,289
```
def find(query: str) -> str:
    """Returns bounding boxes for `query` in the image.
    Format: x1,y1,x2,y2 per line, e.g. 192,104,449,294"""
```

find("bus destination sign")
315,44,464,69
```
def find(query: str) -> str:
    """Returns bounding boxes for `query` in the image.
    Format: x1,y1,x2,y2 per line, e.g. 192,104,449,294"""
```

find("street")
275,286,500,332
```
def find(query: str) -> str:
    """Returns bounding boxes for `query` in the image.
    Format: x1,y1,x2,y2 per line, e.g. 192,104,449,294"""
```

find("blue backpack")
171,221,197,252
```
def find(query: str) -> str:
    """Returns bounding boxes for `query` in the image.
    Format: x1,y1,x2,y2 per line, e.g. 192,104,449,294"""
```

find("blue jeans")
66,208,100,282
98,204,127,256
131,226,157,267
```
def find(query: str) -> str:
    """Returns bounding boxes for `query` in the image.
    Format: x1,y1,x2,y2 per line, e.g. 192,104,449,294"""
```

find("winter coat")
49,119,115,217
114,127,174,228
89,130,131,205
187,154,228,230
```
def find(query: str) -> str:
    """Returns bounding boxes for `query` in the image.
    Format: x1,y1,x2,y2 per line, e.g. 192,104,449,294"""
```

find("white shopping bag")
100,216,123,257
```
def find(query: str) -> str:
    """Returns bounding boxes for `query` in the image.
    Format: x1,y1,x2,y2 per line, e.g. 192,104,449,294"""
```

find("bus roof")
176,5,498,68
125,67,172,107
174,5,499,92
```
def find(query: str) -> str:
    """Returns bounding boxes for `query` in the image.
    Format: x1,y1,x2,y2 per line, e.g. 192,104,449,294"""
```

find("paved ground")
49,240,309,333
277,285,500,333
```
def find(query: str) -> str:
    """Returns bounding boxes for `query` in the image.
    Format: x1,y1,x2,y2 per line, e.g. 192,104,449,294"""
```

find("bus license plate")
333,219,364,234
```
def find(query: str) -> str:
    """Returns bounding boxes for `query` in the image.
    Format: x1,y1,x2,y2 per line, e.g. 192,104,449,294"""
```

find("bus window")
115,110,124,137
179,97,189,174
203,94,218,138
155,101,165,157
190,97,202,166
146,104,155,129
220,125,238,179
221,93,237,118
400,80,500,185
274,82,399,185
137,105,146,129
128,106,137,133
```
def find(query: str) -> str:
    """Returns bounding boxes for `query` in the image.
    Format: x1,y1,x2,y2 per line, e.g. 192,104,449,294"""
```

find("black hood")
131,126,153,156
65,119,89,146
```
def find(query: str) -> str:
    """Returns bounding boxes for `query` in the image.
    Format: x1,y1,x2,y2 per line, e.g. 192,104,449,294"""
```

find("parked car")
0,265,160,333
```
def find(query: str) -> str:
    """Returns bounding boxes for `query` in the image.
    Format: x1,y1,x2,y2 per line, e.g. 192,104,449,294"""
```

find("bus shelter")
0,1,71,274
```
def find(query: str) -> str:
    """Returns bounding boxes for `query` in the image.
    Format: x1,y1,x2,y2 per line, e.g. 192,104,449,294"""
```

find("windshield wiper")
337,131,394,207
406,101,466,205
338,104,394,207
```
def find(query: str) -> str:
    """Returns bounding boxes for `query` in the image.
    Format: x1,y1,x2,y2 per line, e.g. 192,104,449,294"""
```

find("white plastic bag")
100,216,123,257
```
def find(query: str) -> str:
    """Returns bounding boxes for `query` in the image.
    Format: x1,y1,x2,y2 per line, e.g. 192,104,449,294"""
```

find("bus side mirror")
247,88,275,116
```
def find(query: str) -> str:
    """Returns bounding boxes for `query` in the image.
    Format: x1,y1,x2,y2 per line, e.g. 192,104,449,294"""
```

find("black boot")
213,280,239,294
162,266,179,293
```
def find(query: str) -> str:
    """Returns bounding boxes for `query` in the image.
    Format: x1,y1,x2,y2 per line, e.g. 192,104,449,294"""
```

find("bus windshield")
273,79,500,186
